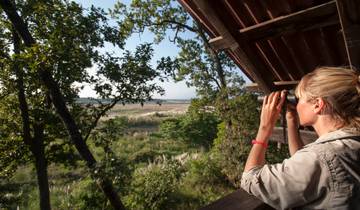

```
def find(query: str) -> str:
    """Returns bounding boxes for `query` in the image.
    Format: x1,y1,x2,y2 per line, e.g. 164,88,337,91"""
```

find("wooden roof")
178,1,360,209
178,0,360,93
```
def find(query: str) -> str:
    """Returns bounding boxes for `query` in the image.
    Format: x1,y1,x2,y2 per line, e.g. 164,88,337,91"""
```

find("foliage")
266,142,290,164
212,92,260,187
159,98,220,149
158,118,181,139
125,160,182,210
0,0,168,209
0,0,166,173
15,177,113,210
90,117,133,195
212,92,290,187
111,0,242,99
0,91,31,180
66,178,111,210
0,1,294,209
179,153,234,206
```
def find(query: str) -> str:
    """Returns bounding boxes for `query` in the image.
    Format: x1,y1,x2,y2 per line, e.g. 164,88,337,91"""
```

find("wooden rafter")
209,1,338,49
245,81,299,92
209,36,235,51
240,1,339,41
191,0,275,93
336,0,360,71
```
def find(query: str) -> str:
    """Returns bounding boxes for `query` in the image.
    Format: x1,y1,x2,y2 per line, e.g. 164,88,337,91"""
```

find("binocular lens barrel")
257,95,297,104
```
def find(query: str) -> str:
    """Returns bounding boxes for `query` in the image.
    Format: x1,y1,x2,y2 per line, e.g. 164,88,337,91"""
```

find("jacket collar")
304,128,360,148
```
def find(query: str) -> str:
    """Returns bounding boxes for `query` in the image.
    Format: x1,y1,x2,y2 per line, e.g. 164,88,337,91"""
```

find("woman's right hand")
256,90,286,141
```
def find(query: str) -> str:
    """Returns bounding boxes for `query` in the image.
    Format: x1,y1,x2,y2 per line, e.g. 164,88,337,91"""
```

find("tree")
110,0,270,189
111,0,245,101
0,0,166,209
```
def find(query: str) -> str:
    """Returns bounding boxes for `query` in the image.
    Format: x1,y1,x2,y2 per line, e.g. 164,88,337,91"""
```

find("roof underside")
178,0,360,93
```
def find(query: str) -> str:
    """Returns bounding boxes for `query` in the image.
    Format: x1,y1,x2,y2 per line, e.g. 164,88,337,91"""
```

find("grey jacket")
240,129,360,210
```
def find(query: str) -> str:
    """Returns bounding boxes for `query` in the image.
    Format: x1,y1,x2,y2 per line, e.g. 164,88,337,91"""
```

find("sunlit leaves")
95,43,164,102
112,0,189,44
0,0,165,181
112,0,244,101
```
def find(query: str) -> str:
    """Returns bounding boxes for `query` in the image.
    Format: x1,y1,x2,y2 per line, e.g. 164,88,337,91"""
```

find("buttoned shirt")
240,128,360,210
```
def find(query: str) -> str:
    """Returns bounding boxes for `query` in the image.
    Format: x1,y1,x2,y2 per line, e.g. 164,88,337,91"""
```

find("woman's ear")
313,98,325,114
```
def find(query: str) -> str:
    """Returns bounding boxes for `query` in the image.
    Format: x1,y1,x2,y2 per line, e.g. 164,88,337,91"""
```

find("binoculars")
257,94,298,105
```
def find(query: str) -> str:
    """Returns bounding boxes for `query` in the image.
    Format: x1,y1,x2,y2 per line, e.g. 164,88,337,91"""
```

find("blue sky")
74,0,248,99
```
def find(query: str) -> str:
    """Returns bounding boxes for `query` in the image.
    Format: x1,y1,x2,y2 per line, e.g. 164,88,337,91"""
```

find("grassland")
103,103,189,119
3,102,230,210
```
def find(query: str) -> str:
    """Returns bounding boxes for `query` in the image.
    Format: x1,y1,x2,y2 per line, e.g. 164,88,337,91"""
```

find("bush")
159,99,220,149
212,93,260,187
213,93,290,187
67,177,110,210
179,112,220,149
125,160,182,210
212,122,252,187
178,153,234,207
158,118,181,140
129,147,158,163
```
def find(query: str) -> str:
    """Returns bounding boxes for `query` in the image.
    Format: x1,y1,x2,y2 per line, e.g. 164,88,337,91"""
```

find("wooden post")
336,0,360,71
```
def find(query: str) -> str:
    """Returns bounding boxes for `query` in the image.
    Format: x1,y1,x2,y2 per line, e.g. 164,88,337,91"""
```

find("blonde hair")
295,66,360,129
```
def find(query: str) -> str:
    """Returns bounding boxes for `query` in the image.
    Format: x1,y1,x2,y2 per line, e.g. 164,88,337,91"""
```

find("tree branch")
12,28,32,146
83,97,122,142
196,23,227,90
152,20,197,33
169,25,180,43
131,19,197,37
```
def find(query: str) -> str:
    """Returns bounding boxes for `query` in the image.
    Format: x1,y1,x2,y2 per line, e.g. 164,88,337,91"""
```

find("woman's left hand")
257,90,287,140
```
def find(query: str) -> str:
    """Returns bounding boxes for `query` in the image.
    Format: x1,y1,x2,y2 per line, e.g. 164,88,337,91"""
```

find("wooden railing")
200,188,274,210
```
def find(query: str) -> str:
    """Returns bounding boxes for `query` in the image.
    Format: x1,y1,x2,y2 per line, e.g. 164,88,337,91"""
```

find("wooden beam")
192,0,275,93
200,188,271,210
245,81,299,92
271,128,317,145
336,0,360,71
209,36,237,51
239,1,339,41
178,0,217,37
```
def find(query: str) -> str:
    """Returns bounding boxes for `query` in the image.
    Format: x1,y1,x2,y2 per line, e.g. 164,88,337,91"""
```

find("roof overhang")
178,0,360,93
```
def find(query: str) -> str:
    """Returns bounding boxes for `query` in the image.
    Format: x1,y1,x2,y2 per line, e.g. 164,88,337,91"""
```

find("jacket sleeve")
240,149,329,209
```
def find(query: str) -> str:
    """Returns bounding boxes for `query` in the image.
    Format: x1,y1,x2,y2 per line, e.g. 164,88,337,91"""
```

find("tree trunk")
31,132,51,210
1,1,126,209
13,28,51,210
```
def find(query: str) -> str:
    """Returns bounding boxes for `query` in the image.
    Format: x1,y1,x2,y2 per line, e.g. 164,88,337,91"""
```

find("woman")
240,67,360,209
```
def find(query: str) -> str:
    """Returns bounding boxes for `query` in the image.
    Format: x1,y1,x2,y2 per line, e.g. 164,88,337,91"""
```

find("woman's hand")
256,90,286,141
244,90,286,172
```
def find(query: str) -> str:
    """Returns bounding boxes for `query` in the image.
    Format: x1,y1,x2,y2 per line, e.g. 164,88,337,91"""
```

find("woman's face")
296,96,316,126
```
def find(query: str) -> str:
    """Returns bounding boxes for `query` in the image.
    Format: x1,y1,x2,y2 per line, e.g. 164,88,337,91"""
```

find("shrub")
159,99,220,149
178,153,234,207
129,147,158,163
68,177,110,210
125,160,182,210
178,112,220,149
158,118,181,140
212,122,252,187
213,93,290,187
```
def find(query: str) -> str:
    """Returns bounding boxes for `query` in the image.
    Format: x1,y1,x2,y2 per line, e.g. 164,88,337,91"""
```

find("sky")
74,0,249,99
